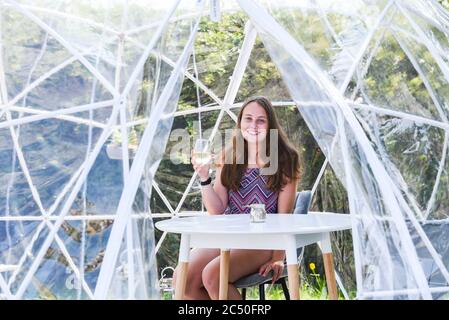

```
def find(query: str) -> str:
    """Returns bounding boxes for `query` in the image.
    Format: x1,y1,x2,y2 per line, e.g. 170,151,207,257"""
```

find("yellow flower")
309,263,316,271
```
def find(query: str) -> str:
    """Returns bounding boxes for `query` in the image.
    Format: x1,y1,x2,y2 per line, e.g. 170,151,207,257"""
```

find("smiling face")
239,101,269,144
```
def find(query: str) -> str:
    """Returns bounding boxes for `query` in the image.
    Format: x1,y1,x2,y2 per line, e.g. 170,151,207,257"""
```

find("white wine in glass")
193,139,211,165
194,151,212,165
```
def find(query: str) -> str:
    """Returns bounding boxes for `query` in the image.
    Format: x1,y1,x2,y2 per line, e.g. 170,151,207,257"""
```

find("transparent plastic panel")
150,186,172,215
107,216,159,299
142,68,192,205
23,231,93,300
0,220,43,276
187,13,246,100
241,0,449,299
128,2,200,123
255,0,390,88
400,0,449,63
425,142,449,221
152,216,180,282
314,165,349,213
342,122,427,299
15,0,170,92
180,53,222,112
407,219,449,300
102,0,204,298
355,110,444,216
236,36,291,102
179,192,203,212
17,119,103,211
82,144,124,217
153,109,221,212
391,10,449,121
7,225,49,296
0,0,201,299
0,128,41,218
357,30,442,121
0,7,73,101
12,61,114,113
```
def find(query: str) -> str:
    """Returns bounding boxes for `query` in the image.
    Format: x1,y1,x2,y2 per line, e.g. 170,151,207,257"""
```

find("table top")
155,212,351,235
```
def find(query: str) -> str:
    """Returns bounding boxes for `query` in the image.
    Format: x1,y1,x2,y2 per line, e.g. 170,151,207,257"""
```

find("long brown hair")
220,97,300,192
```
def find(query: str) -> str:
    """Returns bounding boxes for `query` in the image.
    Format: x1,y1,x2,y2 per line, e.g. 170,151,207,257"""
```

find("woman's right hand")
191,153,211,181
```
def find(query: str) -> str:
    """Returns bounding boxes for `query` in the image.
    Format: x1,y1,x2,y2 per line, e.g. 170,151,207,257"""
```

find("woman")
174,96,301,300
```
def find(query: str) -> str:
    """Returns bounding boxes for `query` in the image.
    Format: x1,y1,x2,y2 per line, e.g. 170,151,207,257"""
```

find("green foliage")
439,0,449,10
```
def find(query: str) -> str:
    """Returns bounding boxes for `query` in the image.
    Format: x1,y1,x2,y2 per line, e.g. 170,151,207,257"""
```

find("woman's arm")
277,177,298,214
192,153,228,215
259,176,299,282
200,165,228,214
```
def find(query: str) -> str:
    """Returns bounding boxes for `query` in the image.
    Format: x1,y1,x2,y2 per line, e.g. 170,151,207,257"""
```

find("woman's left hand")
258,260,285,284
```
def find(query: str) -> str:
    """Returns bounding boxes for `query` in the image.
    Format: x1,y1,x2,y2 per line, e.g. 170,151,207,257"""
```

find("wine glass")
193,138,211,165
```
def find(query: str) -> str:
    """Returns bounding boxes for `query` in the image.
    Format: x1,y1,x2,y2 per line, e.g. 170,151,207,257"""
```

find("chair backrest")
292,191,312,262
293,190,312,215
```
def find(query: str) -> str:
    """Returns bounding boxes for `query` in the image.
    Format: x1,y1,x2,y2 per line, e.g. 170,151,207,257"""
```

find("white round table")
156,212,351,300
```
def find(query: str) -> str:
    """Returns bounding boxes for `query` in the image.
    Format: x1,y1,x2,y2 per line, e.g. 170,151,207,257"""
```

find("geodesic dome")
1,0,449,300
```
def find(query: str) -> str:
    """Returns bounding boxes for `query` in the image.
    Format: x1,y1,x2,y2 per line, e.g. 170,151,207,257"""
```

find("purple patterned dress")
223,167,278,214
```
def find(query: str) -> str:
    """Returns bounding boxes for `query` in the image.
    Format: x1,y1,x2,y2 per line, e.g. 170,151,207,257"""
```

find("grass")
161,280,351,300
242,263,352,300
160,263,355,300
243,282,340,300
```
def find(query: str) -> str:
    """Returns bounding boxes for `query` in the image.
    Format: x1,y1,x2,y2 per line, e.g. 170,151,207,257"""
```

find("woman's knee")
173,265,202,297
172,266,182,288
202,263,220,297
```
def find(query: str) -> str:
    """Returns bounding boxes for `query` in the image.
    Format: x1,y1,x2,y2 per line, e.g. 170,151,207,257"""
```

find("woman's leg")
173,248,220,300
202,249,273,300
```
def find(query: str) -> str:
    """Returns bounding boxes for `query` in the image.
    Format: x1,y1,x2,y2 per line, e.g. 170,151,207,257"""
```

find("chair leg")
279,278,290,300
241,288,246,300
259,284,265,300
